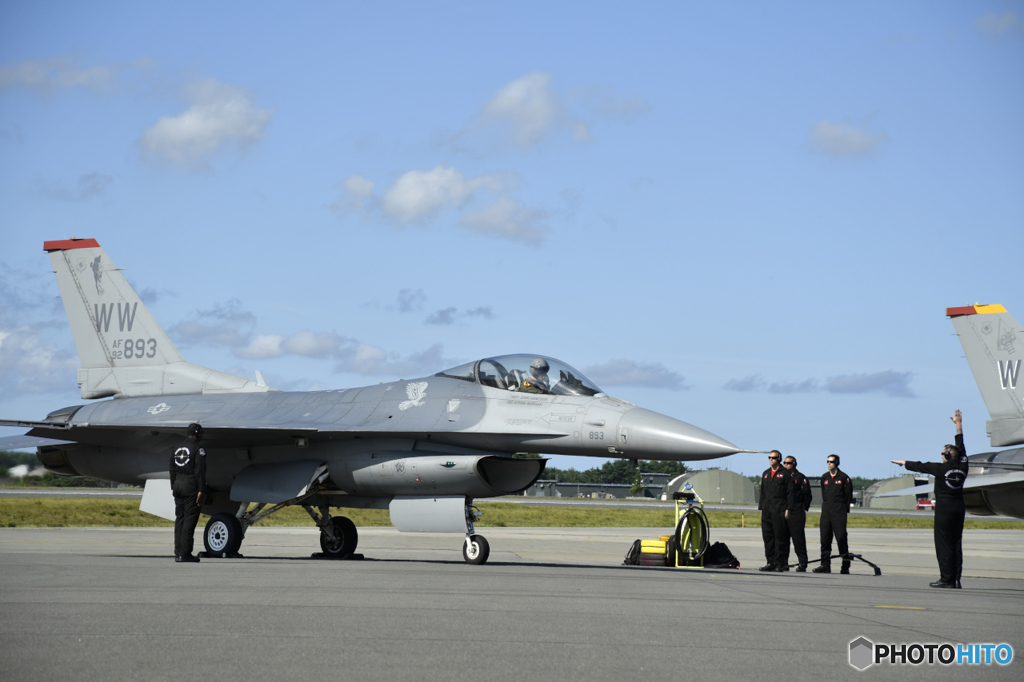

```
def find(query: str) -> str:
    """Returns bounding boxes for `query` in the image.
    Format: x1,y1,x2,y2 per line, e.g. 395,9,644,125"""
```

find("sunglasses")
783,461,795,465
827,459,838,464
768,456,780,461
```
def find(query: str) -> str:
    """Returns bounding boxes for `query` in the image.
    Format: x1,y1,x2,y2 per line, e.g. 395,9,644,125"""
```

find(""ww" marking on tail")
94,303,138,333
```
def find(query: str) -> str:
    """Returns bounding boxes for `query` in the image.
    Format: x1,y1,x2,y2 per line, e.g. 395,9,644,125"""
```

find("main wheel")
463,534,490,565
320,516,358,557
204,513,243,555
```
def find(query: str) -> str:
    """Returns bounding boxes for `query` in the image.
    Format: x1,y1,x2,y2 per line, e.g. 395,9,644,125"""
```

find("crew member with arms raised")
814,453,852,574
759,450,795,572
891,410,969,588
170,423,207,563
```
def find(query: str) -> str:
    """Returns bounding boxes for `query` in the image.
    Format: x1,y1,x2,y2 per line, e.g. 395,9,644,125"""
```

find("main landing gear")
201,497,360,560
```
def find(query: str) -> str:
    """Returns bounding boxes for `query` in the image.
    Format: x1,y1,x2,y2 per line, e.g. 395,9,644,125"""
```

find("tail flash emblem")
998,360,1020,390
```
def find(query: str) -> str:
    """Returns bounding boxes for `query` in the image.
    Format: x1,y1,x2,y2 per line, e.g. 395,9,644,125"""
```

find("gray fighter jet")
0,238,747,563
875,304,1024,518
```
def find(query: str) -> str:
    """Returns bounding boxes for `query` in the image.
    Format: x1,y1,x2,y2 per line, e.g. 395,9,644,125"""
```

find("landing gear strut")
463,504,489,565
306,505,359,558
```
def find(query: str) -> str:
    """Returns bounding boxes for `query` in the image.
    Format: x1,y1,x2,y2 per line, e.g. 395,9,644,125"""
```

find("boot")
812,565,830,573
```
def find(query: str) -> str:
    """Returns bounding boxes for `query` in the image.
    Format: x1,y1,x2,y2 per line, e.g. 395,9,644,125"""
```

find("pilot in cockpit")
519,357,551,393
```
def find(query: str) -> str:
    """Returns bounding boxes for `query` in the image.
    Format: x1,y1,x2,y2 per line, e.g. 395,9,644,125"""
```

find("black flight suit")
819,468,853,571
786,468,812,568
759,466,795,569
904,433,968,586
170,437,207,558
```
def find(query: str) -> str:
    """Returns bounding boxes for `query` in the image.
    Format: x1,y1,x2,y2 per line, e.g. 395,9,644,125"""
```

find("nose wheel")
463,534,490,564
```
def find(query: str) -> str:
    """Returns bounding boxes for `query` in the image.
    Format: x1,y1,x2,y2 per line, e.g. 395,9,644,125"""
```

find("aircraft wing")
0,433,75,449
873,471,1024,498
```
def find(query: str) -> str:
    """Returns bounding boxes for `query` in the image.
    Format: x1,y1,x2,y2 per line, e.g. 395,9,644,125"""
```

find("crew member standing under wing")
814,454,852,574
782,455,812,572
759,450,795,572
892,410,969,588
170,423,207,563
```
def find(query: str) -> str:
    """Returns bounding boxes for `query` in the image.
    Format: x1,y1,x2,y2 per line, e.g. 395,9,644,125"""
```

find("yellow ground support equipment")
673,484,710,567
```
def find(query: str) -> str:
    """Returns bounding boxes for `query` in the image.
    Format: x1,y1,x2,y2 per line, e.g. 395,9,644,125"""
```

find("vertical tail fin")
45,238,271,399
948,304,1024,447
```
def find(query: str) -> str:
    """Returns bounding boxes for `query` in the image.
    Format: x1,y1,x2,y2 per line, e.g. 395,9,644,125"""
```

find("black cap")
187,423,204,440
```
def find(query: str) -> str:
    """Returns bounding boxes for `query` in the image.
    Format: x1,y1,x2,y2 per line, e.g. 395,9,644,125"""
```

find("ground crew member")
891,409,969,588
814,453,852,574
170,423,207,563
758,450,795,572
782,455,812,571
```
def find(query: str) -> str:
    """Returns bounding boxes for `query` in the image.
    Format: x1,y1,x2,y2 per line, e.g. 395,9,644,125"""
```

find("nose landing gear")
463,504,489,564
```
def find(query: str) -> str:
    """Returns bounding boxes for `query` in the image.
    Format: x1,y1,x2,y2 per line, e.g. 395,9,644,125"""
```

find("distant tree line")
514,454,689,485
746,473,881,490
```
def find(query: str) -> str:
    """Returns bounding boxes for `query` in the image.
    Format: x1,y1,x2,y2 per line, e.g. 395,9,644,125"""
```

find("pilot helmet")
530,358,550,373
187,423,204,440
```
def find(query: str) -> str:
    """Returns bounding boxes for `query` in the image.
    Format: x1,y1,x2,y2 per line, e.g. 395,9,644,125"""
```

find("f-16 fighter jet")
0,239,746,563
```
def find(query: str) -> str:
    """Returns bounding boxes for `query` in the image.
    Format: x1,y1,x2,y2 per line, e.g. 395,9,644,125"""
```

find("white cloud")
0,56,132,93
809,120,886,156
723,370,914,398
335,165,546,244
338,175,376,211
975,12,1020,37
0,327,79,394
395,289,426,313
585,359,688,390
139,79,272,171
169,299,256,348
723,374,765,392
446,72,649,152
825,370,915,398
768,378,819,394
482,72,566,147
380,166,504,223
34,173,113,202
235,333,284,359
460,196,549,245
425,307,458,325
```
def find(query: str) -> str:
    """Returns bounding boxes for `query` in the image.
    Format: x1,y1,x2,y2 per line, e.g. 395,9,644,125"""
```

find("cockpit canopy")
436,354,605,397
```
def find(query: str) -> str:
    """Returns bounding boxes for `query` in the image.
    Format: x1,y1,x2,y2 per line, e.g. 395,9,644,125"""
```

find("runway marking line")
873,605,925,610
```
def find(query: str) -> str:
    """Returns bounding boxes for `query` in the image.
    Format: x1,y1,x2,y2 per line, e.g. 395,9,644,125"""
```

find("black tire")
319,516,358,557
666,536,677,568
204,513,243,555
463,534,490,564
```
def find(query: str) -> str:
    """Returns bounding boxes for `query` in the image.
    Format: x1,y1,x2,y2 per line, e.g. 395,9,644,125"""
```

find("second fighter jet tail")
947,304,1024,447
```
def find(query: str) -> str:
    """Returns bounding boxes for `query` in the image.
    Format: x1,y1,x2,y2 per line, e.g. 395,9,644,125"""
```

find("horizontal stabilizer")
0,433,74,450
873,471,1024,497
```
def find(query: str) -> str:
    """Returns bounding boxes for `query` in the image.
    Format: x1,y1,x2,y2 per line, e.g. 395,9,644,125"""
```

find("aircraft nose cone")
618,407,740,460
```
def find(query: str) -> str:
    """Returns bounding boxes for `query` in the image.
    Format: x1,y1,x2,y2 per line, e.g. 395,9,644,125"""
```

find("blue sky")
1,2,1022,479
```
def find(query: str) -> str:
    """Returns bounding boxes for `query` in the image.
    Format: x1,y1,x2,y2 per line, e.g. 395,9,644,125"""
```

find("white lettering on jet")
998,360,1020,390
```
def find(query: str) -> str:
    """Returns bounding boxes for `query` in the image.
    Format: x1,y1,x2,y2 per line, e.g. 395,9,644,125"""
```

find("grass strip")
2,497,1023,530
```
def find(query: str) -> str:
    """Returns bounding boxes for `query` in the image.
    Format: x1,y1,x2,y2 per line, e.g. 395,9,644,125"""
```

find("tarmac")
1,525,1022,681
